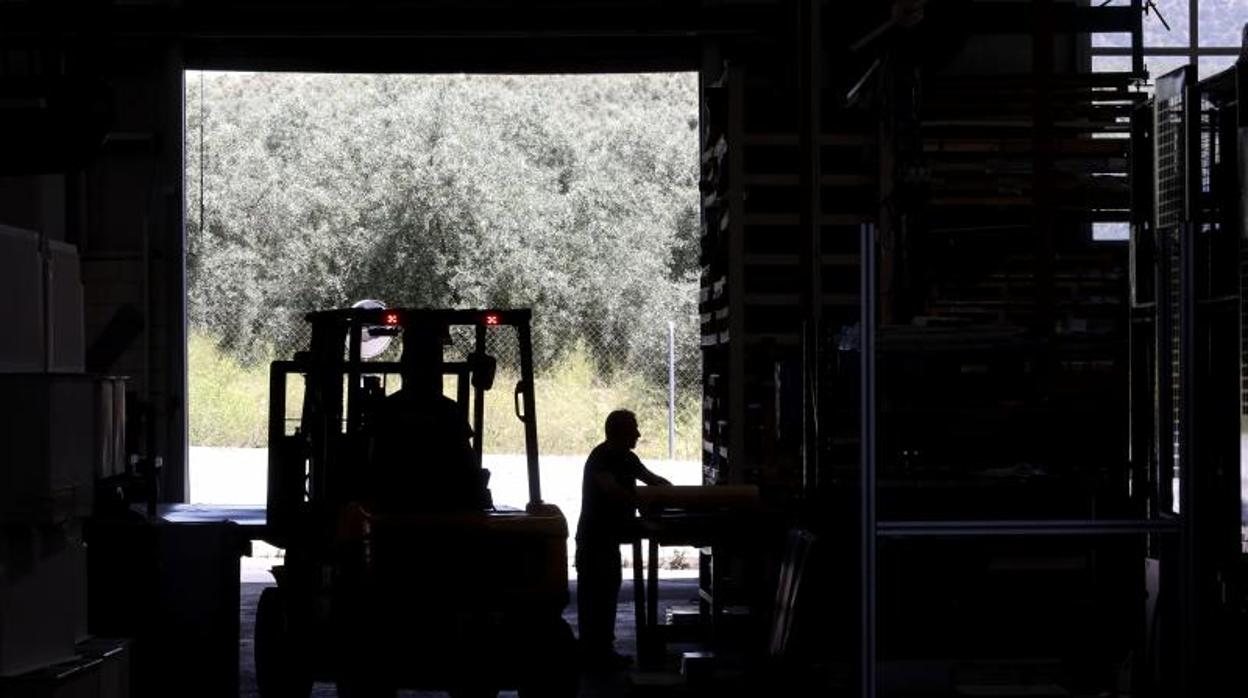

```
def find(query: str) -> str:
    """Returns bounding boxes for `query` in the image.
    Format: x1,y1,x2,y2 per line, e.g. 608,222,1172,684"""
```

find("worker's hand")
892,0,927,28
654,477,672,487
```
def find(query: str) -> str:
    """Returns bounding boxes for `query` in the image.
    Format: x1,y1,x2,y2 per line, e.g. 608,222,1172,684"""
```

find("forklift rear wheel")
255,586,313,698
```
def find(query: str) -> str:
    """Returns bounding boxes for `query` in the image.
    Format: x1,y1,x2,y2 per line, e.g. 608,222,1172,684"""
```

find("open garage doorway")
183,70,703,574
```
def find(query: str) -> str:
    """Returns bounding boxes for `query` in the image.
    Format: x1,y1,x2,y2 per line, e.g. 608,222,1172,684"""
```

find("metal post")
1177,70,1202,697
39,217,51,372
798,0,823,497
1188,0,1198,70
727,66,746,483
518,322,543,506
861,222,877,698
474,324,487,468
668,320,676,461
1131,0,1144,75
346,318,363,436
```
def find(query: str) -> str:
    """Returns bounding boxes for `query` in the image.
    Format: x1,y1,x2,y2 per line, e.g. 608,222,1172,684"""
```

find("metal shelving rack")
697,3,880,659
699,73,874,493
854,2,1170,697
1131,58,1245,697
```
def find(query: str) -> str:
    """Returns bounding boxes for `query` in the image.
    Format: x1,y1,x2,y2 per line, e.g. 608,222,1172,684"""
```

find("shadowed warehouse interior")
2,1,1248,697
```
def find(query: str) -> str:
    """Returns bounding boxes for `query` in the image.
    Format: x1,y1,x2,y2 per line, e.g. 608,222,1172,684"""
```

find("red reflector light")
484,313,500,326
383,312,400,326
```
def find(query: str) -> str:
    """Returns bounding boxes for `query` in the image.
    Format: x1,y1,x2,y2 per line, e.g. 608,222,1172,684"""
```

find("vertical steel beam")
473,324,486,468
1033,0,1057,344
346,319,362,436
798,0,823,497
1177,67,1202,697
164,42,189,502
518,322,542,505
342,318,363,503
727,66,745,484
860,222,877,698
1128,104,1154,516
1154,124,1175,515
1131,0,1145,75
266,363,288,541
1189,0,1199,68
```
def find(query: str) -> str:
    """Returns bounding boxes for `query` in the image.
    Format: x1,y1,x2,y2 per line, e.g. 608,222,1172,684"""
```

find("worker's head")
604,409,640,450
399,327,444,397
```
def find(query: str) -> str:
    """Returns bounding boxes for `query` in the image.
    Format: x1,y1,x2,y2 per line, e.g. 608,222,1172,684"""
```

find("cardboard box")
0,374,95,521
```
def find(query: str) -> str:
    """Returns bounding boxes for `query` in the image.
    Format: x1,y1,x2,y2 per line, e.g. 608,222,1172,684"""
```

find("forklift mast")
265,308,544,546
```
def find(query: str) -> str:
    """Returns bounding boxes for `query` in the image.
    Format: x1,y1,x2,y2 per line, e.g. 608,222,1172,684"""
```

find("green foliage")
188,331,701,460
480,339,702,460
185,72,701,384
187,332,272,447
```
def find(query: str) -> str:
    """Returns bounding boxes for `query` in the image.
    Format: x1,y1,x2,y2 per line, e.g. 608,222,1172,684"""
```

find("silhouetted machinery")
255,307,576,697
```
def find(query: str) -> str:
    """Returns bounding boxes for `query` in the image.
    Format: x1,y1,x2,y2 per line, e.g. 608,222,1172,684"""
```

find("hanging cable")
199,70,205,238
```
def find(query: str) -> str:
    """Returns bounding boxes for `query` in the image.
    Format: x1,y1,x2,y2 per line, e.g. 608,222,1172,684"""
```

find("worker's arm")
592,470,636,505
589,462,669,503
636,464,671,487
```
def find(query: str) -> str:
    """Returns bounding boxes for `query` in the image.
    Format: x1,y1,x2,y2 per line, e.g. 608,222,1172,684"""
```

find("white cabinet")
0,375,96,520
0,225,44,372
0,224,84,373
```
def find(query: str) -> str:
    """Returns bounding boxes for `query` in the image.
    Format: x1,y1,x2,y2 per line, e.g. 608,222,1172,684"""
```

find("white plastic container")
0,225,43,372
0,224,84,373
0,374,95,521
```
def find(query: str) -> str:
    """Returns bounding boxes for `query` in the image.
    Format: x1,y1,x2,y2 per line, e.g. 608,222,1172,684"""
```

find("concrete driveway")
189,447,703,579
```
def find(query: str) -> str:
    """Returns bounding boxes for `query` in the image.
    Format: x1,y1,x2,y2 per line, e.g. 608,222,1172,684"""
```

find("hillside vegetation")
186,72,700,376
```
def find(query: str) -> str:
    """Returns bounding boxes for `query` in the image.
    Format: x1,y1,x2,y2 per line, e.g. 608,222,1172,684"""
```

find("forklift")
255,307,578,697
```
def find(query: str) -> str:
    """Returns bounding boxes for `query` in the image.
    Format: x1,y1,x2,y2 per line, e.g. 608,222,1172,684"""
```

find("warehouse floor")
239,578,701,697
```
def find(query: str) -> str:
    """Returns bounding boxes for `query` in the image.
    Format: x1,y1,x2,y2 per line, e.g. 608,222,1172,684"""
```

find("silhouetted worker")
365,327,485,512
575,409,671,670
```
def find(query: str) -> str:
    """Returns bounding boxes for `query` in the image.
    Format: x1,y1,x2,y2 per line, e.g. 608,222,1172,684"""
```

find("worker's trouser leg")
575,542,622,657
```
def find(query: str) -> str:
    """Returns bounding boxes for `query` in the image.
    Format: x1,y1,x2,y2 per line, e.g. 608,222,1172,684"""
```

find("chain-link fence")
188,307,703,461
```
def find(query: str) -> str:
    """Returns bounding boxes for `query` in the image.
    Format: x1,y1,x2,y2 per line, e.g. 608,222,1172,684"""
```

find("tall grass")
188,331,702,460
188,333,274,448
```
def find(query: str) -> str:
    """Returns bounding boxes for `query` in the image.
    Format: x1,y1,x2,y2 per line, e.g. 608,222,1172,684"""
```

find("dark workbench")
629,510,770,670
87,504,267,698
152,502,267,530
